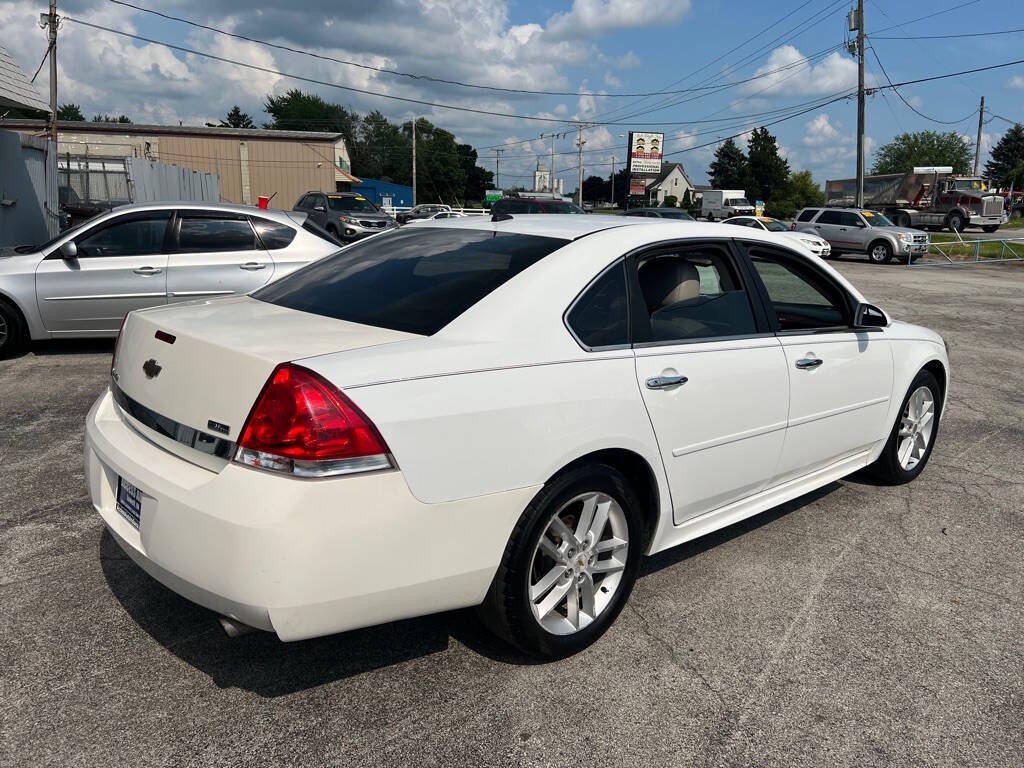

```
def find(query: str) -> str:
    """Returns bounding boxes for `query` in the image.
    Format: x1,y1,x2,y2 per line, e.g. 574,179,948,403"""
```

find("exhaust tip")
218,615,257,638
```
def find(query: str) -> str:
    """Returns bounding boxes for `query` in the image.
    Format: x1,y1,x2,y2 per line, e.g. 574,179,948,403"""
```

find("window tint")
296,195,311,208
177,216,256,252
327,195,377,212
75,213,170,258
816,210,843,225
797,208,820,222
254,229,563,335
749,249,848,330
252,217,297,250
635,246,756,343
839,212,863,227
567,263,629,348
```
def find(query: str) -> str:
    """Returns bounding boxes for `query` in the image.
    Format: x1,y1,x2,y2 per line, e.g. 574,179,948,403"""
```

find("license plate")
116,476,143,529
912,244,928,252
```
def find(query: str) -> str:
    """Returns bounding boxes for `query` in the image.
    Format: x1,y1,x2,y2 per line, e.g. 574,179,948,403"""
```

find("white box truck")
701,190,755,221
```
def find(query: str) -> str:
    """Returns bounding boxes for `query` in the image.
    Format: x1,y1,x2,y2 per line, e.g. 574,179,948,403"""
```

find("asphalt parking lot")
2,261,1022,767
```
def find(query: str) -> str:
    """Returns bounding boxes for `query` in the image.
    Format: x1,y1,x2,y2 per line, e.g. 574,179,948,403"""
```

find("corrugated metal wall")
0,130,58,246
126,158,219,203
156,136,337,208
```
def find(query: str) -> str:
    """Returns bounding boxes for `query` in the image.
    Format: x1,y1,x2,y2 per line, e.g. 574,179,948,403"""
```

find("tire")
0,297,27,359
894,213,911,228
868,240,893,264
706,213,714,222
479,462,645,658
869,369,942,485
946,212,966,232
982,225,999,233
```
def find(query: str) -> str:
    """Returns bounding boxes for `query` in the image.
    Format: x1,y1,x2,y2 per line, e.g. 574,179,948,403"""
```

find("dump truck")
825,166,1007,232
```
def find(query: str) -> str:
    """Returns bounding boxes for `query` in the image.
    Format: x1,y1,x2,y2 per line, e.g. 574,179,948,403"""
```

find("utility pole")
576,125,585,207
550,133,556,191
495,148,503,190
411,117,417,206
853,0,865,207
610,156,615,208
973,95,985,176
47,0,58,146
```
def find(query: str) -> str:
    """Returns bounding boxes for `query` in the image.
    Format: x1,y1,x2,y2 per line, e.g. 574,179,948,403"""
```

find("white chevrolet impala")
85,215,948,657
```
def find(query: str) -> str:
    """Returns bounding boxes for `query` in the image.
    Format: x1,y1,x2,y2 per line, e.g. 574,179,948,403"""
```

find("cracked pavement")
1,260,1022,767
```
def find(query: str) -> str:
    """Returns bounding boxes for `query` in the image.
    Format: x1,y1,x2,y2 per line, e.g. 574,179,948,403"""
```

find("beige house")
2,119,359,207
646,162,694,206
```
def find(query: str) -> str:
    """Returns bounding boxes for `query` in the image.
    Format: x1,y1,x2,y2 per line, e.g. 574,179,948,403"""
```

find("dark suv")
490,197,586,215
293,192,396,242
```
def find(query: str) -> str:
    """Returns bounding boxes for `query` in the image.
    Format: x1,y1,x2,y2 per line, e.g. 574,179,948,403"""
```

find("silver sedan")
0,203,339,356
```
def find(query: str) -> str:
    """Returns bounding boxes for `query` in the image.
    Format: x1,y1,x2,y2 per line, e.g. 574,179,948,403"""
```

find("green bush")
662,195,678,208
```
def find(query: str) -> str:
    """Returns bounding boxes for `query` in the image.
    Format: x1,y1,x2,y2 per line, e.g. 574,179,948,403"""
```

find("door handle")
646,375,688,389
239,262,267,271
133,266,162,275
795,358,823,370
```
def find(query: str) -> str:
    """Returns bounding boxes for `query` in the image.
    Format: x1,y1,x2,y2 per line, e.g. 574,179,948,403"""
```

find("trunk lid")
113,296,418,461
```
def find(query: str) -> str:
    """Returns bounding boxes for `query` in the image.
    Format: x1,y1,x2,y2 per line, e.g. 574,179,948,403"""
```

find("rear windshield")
254,228,564,335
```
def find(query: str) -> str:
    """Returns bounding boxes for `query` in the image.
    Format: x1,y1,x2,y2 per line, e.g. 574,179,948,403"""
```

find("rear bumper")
85,390,538,640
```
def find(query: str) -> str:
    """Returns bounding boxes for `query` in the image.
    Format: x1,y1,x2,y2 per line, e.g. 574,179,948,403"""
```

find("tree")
612,167,630,208
871,131,972,175
57,103,84,121
220,105,254,129
708,139,751,190
457,143,494,203
581,174,608,203
92,114,131,123
264,90,358,137
404,118,465,205
680,188,694,210
769,170,824,218
985,123,1024,187
746,127,790,205
661,195,678,207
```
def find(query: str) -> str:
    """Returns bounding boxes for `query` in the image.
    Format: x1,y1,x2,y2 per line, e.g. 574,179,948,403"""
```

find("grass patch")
927,234,1024,261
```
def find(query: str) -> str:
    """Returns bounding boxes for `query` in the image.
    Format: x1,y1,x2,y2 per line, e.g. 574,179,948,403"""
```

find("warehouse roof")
0,118,344,142
0,46,49,114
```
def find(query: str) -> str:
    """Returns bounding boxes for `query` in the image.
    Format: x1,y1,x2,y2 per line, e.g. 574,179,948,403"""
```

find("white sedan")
402,211,470,224
85,215,948,657
722,215,832,258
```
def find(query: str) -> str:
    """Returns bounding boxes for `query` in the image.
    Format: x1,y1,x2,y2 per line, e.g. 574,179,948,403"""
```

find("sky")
2,0,1022,190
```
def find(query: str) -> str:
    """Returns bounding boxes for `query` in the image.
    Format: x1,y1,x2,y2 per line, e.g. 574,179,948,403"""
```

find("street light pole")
855,0,865,208
576,125,585,207
47,0,58,146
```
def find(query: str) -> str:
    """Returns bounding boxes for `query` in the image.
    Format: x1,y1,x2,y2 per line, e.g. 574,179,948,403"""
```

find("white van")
702,190,755,220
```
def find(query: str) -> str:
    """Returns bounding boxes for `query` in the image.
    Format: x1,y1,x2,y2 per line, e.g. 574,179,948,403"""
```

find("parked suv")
294,192,396,242
793,207,929,264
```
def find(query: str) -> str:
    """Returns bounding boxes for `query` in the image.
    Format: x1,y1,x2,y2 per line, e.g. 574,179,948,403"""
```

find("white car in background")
722,215,832,258
85,215,948,657
403,211,470,224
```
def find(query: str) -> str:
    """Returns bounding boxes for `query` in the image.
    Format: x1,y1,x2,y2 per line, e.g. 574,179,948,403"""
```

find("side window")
74,212,170,258
797,208,820,222
839,212,864,227
816,210,843,225
567,262,629,349
177,216,257,253
251,217,297,250
634,245,757,343
296,195,310,209
748,249,849,331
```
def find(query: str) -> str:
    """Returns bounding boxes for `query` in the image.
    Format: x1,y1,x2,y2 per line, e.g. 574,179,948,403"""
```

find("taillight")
234,363,392,478
111,314,129,375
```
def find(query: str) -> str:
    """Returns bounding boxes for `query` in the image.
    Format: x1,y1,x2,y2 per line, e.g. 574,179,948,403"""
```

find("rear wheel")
0,298,27,359
868,240,893,264
479,463,644,658
893,212,911,228
869,370,942,484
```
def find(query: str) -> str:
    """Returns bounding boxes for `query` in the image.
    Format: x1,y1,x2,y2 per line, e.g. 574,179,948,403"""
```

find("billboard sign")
485,189,504,203
628,131,664,175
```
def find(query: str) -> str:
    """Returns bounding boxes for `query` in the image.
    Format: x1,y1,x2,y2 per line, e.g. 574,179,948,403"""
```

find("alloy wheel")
898,385,936,470
0,314,7,348
870,244,889,263
528,492,629,636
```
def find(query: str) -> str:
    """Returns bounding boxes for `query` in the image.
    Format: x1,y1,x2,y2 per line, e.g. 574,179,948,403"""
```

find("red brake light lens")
235,364,391,477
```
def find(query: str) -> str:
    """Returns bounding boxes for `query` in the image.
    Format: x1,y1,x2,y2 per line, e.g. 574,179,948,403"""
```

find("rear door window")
176,216,257,253
797,209,820,222
816,210,843,225
254,229,564,335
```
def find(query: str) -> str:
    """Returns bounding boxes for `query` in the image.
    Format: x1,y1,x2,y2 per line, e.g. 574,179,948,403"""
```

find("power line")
868,47,979,125
871,27,1024,40
870,0,983,35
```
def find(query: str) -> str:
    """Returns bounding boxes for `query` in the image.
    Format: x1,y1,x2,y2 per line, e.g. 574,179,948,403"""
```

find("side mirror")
854,303,887,328
313,205,326,212
59,240,78,259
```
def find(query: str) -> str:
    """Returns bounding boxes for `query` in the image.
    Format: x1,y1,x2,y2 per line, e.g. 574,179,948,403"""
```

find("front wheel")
868,241,893,264
982,225,999,233
946,212,966,232
0,298,27,359
869,370,942,484
479,463,644,658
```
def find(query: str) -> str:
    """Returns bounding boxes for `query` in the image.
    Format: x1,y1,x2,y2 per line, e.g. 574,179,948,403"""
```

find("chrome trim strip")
168,290,234,297
111,380,236,459
787,395,890,428
45,292,166,301
672,421,787,458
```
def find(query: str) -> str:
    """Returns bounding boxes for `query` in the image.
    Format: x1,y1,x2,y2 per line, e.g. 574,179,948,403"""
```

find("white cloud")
743,45,858,97
604,71,623,88
802,114,843,146
547,0,691,40
1009,75,1024,89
